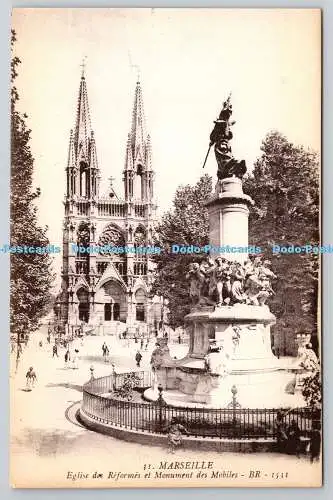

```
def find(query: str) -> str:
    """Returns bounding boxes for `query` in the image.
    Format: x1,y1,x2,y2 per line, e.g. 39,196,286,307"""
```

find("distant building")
57,70,159,334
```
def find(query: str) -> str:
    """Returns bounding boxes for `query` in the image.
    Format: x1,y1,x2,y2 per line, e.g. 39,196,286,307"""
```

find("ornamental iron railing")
81,371,320,440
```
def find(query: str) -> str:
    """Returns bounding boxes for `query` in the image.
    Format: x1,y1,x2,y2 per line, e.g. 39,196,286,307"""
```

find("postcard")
10,8,322,488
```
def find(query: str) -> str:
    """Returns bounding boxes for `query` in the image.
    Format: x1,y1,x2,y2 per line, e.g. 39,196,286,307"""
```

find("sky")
11,8,321,280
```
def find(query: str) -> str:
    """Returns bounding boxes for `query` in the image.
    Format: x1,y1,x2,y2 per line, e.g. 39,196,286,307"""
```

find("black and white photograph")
10,8,321,488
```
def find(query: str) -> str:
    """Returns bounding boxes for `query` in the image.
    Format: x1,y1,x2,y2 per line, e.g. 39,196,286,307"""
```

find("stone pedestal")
205,177,253,263
144,304,302,409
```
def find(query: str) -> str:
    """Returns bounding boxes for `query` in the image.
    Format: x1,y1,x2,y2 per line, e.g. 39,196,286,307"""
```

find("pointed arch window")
79,161,90,197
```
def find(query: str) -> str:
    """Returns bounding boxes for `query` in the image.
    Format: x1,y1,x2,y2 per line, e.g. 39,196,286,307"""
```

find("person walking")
26,367,37,390
135,350,142,367
52,344,58,358
140,338,144,350
102,342,107,359
71,349,79,369
64,349,70,368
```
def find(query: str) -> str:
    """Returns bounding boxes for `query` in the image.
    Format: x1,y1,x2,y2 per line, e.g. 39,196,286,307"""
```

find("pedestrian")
140,338,144,350
64,349,70,368
102,342,107,358
17,342,23,357
167,418,189,454
52,344,58,358
275,410,288,451
135,350,142,367
39,340,43,348
71,349,79,369
178,334,181,344
286,419,301,456
309,421,321,463
105,346,110,363
47,334,51,344
26,366,37,390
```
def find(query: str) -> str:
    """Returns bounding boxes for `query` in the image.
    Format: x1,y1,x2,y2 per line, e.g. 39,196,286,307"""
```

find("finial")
80,56,87,78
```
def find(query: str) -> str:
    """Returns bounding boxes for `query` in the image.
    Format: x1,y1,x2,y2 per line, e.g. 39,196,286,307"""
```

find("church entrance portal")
104,302,121,321
102,281,125,322
77,288,89,323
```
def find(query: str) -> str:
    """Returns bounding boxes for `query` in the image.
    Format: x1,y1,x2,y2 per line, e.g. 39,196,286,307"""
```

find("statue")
208,95,247,180
150,341,173,389
230,263,247,304
186,255,276,308
213,257,232,306
186,263,203,304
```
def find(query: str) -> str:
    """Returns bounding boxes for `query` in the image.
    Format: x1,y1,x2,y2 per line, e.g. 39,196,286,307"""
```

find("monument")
145,97,313,409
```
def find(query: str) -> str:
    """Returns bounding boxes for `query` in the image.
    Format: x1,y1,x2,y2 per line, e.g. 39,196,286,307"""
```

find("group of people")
186,255,276,307
275,410,321,461
64,348,79,369
50,335,80,369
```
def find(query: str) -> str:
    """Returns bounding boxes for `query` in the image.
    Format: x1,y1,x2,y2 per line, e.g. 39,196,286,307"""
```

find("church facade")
57,71,159,334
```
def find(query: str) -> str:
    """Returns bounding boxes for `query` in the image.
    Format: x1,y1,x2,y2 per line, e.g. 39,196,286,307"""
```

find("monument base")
149,304,306,408
144,367,305,409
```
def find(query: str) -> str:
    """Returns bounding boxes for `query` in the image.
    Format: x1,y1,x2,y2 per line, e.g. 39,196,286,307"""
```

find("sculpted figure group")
186,255,276,307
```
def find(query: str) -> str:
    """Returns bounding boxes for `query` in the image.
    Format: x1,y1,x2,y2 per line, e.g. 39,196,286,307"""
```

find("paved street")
10,329,320,488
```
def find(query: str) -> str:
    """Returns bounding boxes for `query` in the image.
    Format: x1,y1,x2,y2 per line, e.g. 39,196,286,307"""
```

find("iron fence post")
157,384,165,432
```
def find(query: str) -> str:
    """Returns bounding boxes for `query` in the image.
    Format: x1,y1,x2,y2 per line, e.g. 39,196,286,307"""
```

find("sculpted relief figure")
187,255,276,308
186,263,204,305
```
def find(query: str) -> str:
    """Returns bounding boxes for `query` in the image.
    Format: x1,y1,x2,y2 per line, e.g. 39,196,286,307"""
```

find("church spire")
130,79,146,167
124,78,154,201
73,71,92,162
66,69,99,200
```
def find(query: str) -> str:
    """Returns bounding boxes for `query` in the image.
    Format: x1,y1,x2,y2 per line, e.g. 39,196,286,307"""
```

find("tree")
302,371,321,409
243,131,320,354
151,175,212,327
11,30,54,340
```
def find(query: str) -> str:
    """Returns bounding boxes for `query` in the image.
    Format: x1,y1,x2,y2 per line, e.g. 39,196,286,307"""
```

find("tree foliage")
302,371,321,409
11,30,54,336
152,175,212,327
243,131,320,352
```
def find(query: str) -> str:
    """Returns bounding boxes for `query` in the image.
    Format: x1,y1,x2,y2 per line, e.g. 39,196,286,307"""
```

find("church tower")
123,79,154,203
59,71,158,336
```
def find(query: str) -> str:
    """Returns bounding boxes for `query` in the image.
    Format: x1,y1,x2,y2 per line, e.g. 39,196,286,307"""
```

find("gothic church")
58,70,158,334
